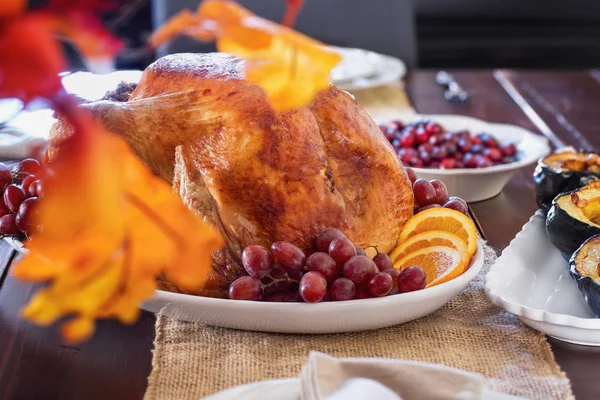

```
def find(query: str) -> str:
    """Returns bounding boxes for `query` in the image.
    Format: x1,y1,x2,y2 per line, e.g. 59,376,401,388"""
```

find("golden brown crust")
48,52,413,264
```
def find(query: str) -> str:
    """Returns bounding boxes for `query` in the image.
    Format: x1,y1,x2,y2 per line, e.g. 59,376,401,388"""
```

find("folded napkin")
301,352,525,400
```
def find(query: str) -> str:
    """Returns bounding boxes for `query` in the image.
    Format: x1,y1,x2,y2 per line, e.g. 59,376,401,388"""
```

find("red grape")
0,164,11,189
3,184,26,213
263,279,299,295
34,179,45,199
28,179,40,197
241,245,273,279
397,266,427,293
13,158,41,176
430,179,449,204
412,179,436,206
342,255,378,284
373,253,393,271
0,198,9,218
329,237,357,267
229,276,263,300
405,167,417,184
271,241,306,276
21,175,37,195
353,284,370,299
329,277,356,301
306,252,338,283
355,246,367,256
443,197,468,214
316,228,345,253
16,197,39,234
299,271,327,303
0,214,20,236
368,272,393,297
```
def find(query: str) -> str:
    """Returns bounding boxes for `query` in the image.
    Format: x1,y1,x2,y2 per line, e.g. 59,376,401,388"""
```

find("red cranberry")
431,146,447,160
500,143,517,157
415,128,430,144
392,120,404,130
409,157,424,168
455,161,465,168
484,148,503,162
471,136,482,145
502,156,515,164
418,142,434,153
476,156,492,168
428,133,445,145
471,144,484,154
454,153,463,161
419,151,432,164
391,138,402,149
380,125,397,141
457,138,472,153
398,148,416,165
401,132,416,148
483,137,499,148
429,161,441,168
425,122,443,135
440,158,456,169
444,142,457,155
464,153,478,168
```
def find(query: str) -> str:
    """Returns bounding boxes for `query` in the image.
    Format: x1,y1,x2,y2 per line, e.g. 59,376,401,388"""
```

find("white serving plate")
330,47,406,92
485,211,600,346
377,114,551,203
141,241,484,334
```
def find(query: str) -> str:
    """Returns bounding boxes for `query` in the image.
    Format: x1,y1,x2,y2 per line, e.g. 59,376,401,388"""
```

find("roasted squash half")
570,235,600,317
534,150,600,214
546,180,600,259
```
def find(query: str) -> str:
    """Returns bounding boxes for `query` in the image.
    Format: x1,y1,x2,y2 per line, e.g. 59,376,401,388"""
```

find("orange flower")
150,0,341,110
12,109,223,342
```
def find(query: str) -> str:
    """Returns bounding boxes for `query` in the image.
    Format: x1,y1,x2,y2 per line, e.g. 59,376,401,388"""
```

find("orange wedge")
398,208,477,258
389,230,468,267
394,245,464,288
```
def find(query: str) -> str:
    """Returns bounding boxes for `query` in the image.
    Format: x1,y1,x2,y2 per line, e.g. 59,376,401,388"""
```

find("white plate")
330,48,406,92
485,211,600,346
205,377,518,400
377,114,551,202
141,241,484,334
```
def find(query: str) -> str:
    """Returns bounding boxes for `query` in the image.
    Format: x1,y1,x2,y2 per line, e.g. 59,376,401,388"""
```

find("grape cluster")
405,167,468,215
0,159,43,238
380,119,518,169
228,229,427,302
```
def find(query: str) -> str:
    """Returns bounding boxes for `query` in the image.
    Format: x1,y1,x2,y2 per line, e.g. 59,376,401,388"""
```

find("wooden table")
1,70,600,399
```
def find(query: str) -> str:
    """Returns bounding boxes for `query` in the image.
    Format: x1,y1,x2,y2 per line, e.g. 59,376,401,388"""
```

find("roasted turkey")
49,53,414,296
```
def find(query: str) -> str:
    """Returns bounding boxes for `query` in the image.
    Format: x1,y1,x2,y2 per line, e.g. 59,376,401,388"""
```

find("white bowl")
377,114,551,203
141,241,484,334
485,211,600,346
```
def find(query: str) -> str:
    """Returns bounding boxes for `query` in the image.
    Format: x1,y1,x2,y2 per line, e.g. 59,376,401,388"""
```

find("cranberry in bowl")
379,114,550,202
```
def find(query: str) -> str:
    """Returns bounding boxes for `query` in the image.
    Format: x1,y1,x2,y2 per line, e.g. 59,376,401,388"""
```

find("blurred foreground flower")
150,0,341,110
1,0,223,342
12,109,223,342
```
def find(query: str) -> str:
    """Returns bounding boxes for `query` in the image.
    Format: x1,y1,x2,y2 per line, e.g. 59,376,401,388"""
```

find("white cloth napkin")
300,352,526,400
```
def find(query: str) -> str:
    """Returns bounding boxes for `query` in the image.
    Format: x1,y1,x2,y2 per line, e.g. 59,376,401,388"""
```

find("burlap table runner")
145,243,573,400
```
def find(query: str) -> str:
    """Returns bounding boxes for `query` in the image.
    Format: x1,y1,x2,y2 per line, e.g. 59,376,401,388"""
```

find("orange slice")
389,230,468,267
398,208,477,258
394,245,464,288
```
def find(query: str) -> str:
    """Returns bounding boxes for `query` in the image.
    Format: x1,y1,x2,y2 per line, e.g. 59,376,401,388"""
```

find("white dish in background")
377,114,551,203
329,47,406,92
485,211,600,346
142,241,484,334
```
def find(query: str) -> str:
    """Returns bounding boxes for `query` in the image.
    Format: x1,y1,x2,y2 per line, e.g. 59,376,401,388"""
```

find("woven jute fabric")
145,243,573,400
352,83,416,119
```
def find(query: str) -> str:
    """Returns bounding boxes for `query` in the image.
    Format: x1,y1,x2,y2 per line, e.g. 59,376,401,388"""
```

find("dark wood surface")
1,70,600,399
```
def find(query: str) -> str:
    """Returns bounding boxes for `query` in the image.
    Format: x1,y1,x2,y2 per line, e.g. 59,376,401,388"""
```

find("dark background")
55,0,600,70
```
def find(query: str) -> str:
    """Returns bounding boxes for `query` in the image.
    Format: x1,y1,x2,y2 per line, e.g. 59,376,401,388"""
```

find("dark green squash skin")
569,237,600,318
534,162,600,215
546,192,600,260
